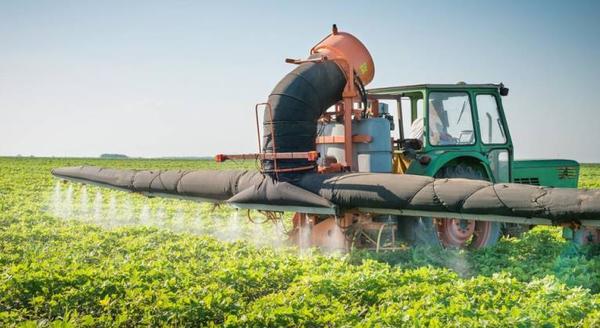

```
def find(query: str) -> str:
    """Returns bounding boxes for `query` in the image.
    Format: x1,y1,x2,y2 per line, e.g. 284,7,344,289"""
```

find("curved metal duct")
261,61,346,179
261,28,374,181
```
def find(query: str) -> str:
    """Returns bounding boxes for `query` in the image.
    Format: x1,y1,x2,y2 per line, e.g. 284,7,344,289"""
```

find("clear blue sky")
1,0,599,161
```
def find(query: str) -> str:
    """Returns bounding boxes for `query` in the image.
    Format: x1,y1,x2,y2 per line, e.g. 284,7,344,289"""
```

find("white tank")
317,118,392,173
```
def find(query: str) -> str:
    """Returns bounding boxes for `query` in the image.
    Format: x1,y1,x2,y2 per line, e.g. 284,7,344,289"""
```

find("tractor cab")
367,83,513,184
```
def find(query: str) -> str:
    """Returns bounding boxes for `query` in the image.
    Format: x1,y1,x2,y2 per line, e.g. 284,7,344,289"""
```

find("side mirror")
499,83,509,96
399,138,423,151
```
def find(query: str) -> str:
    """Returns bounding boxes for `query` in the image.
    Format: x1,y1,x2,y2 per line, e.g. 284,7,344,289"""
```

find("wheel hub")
436,218,475,247
435,218,495,249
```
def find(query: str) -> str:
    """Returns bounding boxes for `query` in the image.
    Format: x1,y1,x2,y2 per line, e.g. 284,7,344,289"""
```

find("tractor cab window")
428,92,475,146
476,94,506,144
402,96,424,141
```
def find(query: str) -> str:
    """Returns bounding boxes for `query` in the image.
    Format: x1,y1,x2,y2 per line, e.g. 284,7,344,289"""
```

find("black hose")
355,73,368,116
262,61,347,181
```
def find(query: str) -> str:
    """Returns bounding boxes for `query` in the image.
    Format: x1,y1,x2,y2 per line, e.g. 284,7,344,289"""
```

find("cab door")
473,93,513,183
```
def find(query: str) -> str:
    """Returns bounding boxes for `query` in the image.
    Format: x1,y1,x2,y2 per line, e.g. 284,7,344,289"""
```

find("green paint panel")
512,159,579,188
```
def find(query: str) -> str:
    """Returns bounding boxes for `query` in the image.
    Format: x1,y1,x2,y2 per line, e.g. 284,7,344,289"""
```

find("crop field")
579,164,600,189
0,157,599,327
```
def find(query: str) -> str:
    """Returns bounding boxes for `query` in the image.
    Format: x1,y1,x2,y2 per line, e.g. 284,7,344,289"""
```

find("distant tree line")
100,154,128,159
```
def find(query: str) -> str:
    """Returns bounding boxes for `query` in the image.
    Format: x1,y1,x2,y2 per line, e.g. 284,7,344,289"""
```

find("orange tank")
311,26,375,85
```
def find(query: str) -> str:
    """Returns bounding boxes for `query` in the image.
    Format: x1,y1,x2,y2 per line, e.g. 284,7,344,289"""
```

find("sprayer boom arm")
51,166,600,228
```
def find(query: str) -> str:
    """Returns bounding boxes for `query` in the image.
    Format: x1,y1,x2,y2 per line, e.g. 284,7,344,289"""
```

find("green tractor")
367,83,588,248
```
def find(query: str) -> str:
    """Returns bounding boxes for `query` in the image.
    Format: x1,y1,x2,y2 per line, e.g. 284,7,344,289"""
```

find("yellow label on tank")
359,63,368,75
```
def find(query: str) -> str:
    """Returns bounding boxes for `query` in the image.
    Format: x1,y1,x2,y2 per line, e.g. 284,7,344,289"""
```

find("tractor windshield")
428,92,475,146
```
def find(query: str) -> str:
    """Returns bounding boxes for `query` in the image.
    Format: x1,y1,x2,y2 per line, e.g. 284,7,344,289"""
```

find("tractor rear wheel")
434,218,501,249
403,164,502,249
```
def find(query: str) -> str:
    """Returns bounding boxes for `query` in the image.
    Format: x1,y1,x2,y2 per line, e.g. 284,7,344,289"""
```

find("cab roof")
367,83,502,95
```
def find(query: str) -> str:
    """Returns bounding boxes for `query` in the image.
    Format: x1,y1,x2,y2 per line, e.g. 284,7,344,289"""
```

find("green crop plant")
0,157,598,326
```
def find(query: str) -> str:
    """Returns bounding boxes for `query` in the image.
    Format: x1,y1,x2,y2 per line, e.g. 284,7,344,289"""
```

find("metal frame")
230,203,337,215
